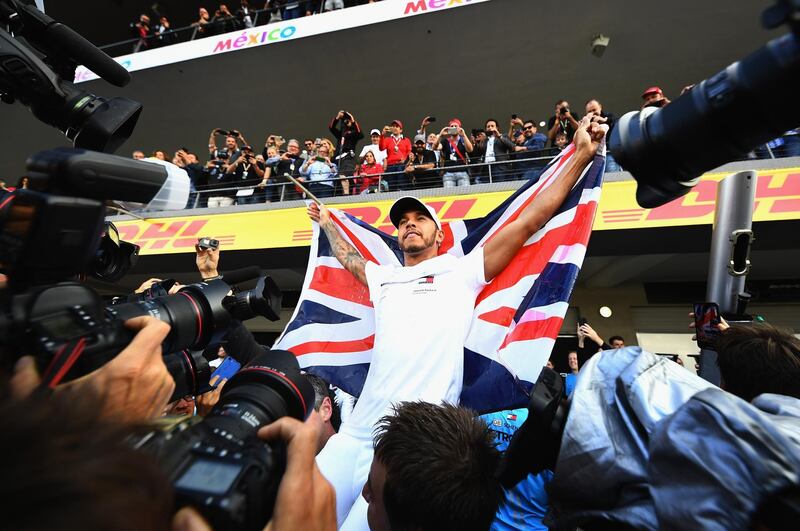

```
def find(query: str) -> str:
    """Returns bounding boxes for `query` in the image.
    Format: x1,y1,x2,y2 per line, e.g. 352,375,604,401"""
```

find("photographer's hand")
135,277,164,293
259,414,337,531
579,323,603,347
195,242,220,279
196,375,227,417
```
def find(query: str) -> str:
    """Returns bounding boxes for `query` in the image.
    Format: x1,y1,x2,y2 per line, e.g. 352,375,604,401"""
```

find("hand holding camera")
195,238,221,279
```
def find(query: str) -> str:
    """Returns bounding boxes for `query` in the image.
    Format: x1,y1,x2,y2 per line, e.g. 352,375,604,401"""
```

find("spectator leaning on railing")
299,141,338,198
353,149,384,194
512,118,548,179
226,145,266,204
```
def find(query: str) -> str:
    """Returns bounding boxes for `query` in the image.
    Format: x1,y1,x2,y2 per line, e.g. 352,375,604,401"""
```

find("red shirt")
353,163,384,194
380,135,412,166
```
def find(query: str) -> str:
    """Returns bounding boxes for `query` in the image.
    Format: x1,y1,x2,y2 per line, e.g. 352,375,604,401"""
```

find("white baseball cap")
389,196,441,230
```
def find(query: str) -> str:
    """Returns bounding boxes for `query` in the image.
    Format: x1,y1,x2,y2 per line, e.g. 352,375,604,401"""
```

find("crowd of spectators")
126,0,382,52
130,89,800,209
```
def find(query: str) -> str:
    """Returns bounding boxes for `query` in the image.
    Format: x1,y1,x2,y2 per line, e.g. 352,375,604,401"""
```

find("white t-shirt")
485,136,497,163
344,249,489,433
358,144,387,166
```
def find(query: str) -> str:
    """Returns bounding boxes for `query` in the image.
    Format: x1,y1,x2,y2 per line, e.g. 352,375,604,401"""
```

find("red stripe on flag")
291,335,375,356
439,223,454,255
482,147,577,247
331,215,379,264
477,306,517,327
499,316,563,350
309,266,372,307
475,201,597,306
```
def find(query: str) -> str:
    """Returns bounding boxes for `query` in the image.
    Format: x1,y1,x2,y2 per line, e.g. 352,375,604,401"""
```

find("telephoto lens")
134,349,314,531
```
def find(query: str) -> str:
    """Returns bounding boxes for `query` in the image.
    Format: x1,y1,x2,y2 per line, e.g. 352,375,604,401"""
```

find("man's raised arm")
483,115,606,281
307,203,368,286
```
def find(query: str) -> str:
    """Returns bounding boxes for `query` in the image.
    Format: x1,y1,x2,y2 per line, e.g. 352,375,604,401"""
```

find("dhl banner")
114,168,800,256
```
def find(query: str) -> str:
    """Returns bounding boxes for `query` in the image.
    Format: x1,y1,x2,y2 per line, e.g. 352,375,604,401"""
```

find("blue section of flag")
461,348,532,413
283,299,361,336
305,363,370,398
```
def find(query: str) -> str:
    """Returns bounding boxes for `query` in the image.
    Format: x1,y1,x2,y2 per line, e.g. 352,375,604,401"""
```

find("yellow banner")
114,167,800,255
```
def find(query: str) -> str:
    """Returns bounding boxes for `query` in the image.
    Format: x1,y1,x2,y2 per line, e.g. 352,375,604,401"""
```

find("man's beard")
400,230,437,254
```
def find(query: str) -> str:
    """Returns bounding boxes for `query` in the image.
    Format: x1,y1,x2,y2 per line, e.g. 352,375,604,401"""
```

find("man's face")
485,120,499,135
391,123,402,135
522,122,536,138
287,141,300,155
555,101,569,115
186,153,198,164
642,91,663,107
585,100,602,116
167,395,194,416
200,7,208,17
225,136,237,150
362,458,391,531
427,133,437,145
371,133,381,144
568,352,578,371
304,140,314,151
414,141,425,153
397,209,440,255
132,150,145,160
611,338,625,348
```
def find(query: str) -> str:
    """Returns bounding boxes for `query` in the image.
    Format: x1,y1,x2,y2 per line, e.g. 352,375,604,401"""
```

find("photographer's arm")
208,129,218,153
307,203,367,286
547,118,560,142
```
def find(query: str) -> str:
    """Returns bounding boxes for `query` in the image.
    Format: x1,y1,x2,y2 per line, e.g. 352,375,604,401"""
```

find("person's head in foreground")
716,323,800,402
363,401,503,531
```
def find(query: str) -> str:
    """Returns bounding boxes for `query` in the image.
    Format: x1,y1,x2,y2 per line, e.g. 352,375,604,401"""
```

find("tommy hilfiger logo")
418,276,435,284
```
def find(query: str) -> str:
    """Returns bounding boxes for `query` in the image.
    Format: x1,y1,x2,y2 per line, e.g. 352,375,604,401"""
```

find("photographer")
131,14,153,53
546,99,581,147
173,150,205,208
202,152,236,208
272,139,304,201
476,118,516,182
434,118,473,187
226,145,267,204
208,128,246,170
300,142,338,198
329,110,364,193
405,135,437,188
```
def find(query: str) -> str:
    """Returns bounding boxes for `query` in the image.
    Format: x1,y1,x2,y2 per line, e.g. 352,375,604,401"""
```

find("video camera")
0,0,141,152
609,0,800,208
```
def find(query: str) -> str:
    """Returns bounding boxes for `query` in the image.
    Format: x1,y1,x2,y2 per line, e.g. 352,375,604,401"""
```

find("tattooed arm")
307,203,368,286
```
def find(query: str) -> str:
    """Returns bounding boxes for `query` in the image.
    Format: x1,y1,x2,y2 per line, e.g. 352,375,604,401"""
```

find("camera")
609,5,800,208
559,106,569,116
213,148,231,160
198,237,220,250
135,348,315,530
591,33,610,58
0,2,140,152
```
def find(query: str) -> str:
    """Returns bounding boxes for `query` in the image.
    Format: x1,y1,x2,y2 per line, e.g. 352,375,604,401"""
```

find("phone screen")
210,357,241,385
694,302,721,350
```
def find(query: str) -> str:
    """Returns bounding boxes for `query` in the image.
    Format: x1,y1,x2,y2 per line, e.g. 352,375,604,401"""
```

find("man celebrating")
307,115,605,530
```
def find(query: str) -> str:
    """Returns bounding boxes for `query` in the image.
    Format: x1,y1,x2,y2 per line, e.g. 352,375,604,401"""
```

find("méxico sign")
112,167,800,255
74,0,490,83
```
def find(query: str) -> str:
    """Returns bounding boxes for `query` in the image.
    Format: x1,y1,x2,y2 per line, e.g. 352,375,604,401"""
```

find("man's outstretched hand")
573,114,608,159
307,202,331,225
195,240,220,279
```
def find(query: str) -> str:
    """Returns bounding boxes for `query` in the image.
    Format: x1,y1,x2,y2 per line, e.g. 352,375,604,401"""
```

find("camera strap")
41,337,89,389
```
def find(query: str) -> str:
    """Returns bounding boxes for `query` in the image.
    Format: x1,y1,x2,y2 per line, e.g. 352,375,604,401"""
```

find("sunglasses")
523,125,534,130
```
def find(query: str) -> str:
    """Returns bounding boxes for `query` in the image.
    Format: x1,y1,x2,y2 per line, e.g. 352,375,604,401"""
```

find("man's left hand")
195,241,220,279
573,115,607,158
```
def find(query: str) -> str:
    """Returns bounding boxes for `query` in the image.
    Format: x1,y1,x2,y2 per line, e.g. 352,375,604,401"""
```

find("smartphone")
694,302,721,350
578,317,588,326
446,126,458,135
197,237,219,250
427,116,436,123
315,156,326,162
511,114,518,120
210,357,241,386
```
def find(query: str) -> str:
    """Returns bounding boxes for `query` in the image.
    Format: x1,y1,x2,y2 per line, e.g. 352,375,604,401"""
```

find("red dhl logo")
116,219,235,250
600,173,800,225
291,198,478,241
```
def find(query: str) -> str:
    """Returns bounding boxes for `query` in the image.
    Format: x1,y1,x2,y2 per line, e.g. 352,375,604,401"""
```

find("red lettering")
770,198,800,213
340,206,382,225
442,198,477,220
646,181,718,220
404,0,427,14
117,225,139,241
141,221,186,239
180,219,208,237
756,173,800,198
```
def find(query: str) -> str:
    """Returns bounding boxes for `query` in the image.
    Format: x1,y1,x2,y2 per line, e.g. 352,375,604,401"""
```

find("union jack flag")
274,143,605,412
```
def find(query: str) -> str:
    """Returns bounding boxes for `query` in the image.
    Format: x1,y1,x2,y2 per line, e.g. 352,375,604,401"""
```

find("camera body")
559,106,570,116
213,148,231,160
135,350,315,531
